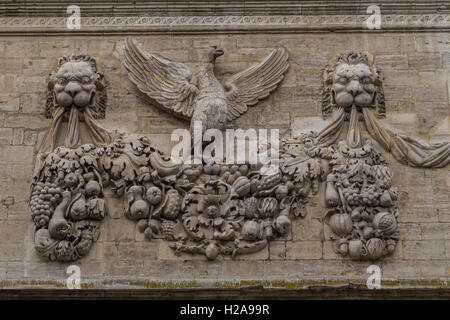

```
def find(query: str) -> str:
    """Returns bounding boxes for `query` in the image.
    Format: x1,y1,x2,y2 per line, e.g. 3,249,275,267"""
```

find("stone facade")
0,1,449,295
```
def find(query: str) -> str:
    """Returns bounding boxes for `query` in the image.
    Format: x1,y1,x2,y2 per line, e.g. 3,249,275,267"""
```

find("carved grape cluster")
30,182,62,228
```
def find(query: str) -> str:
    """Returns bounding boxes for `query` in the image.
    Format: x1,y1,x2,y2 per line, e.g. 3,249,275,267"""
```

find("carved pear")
48,191,72,240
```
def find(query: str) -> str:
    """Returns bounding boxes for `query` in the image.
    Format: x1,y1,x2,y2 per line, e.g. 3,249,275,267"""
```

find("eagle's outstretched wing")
123,36,198,119
225,48,289,121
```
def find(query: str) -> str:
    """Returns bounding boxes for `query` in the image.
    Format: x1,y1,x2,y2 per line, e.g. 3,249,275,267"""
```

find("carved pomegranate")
366,238,385,260
373,211,397,235
162,189,182,220
328,213,353,236
325,182,339,207
232,176,251,197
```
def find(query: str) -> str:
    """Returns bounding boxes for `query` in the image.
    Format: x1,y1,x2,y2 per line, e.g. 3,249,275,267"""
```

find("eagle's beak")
214,47,225,57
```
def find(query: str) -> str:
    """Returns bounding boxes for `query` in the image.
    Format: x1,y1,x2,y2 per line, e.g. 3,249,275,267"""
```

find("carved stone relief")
30,47,448,263
123,36,289,136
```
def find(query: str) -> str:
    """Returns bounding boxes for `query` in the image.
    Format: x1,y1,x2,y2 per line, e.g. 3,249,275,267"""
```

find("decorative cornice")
0,14,449,35
1,1,449,17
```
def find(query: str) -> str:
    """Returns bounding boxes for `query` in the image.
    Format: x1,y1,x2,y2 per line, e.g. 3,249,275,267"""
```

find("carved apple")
146,186,162,205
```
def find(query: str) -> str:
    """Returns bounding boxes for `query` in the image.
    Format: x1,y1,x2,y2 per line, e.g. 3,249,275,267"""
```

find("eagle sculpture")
123,37,289,136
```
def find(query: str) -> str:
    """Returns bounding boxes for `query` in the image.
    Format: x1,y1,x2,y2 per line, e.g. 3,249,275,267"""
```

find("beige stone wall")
0,32,448,288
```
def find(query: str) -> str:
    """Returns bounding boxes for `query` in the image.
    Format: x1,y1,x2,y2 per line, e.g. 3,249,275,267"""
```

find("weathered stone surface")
403,240,446,260
286,241,323,260
0,21,448,291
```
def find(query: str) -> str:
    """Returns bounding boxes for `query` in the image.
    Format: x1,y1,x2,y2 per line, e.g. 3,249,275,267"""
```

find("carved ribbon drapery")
305,106,449,168
362,108,450,168
39,106,112,154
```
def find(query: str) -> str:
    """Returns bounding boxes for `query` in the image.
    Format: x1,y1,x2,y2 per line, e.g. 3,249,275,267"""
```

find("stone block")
286,241,322,260
20,94,46,114
118,241,159,261
399,206,440,223
419,260,450,278
375,55,408,70
269,241,286,260
0,95,20,112
5,41,39,58
403,240,446,260
22,59,55,76
263,260,304,280
381,260,421,280
380,112,418,136
0,58,23,73
399,223,422,240
0,243,24,261
104,189,125,219
7,200,30,221
12,128,24,145
13,76,46,94
5,261,24,279
367,36,402,54
104,259,145,278
409,54,442,70
0,128,13,145
415,34,450,53
438,206,450,223
141,260,183,280
105,218,136,242
322,240,343,260
420,223,450,240
38,40,75,58
221,260,264,280
0,146,34,165
292,217,323,241
178,260,222,280
4,114,49,130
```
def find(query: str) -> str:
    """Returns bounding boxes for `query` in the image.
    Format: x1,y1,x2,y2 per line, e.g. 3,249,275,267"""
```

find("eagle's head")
207,45,225,63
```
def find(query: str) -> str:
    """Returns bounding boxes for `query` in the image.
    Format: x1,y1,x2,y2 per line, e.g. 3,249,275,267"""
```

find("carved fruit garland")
31,133,323,261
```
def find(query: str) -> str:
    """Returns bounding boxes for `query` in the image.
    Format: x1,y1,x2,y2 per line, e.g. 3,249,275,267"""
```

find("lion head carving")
322,52,385,118
46,55,107,119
